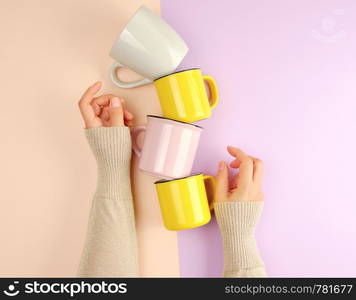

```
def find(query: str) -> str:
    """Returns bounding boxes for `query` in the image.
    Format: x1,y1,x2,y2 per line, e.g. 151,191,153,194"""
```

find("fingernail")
111,97,120,108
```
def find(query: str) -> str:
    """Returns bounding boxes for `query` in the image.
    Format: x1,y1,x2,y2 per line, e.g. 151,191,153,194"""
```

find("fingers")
229,158,241,168
124,108,134,121
120,98,134,126
124,113,134,127
79,81,102,107
227,146,253,188
108,97,124,126
227,145,249,160
91,95,112,116
215,161,229,202
78,83,134,128
228,146,264,185
231,173,239,190
91,94,116,107
100,106,110,122
232,156,262,189
92,95,134,126
78,82,102,128
251,157,264,185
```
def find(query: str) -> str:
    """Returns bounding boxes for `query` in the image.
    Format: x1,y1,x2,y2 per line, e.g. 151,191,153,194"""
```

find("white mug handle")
131,126,146,157
109,62,152,88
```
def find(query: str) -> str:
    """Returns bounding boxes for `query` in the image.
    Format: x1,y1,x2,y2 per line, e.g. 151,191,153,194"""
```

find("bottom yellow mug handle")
203,175,216,210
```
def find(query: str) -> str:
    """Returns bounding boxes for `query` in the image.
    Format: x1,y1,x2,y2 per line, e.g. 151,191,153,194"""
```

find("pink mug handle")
131,126,146,157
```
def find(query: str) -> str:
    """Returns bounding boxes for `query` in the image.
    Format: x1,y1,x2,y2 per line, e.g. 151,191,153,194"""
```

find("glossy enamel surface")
154,69,219,122
155,174,211,230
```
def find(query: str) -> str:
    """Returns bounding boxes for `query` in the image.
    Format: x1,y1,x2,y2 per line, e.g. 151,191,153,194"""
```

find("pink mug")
131,115,202,179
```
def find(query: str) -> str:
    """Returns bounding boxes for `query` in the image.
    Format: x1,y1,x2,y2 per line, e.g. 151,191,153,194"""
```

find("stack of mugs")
109,6,219,231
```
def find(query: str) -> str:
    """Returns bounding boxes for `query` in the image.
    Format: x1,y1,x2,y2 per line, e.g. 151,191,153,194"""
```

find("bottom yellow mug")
155,173,216,231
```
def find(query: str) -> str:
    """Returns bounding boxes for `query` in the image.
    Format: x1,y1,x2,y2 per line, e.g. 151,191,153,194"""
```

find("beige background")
0,0,179,277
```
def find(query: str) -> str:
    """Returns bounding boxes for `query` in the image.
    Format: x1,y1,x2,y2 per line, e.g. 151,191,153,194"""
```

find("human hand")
215,146,264,202
78,81,134,128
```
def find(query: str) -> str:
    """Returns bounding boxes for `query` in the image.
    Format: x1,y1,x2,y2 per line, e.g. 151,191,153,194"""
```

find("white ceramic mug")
131,115,202,179
109,5,188,88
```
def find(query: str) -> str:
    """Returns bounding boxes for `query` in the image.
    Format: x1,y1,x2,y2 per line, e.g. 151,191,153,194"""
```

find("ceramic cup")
109,5,188,88
131,115,202,179
155,174,215,230
154,68,219,123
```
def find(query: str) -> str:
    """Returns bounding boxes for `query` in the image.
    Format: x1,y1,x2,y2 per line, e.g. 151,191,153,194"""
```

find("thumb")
215,161,229,202
109,97,124,126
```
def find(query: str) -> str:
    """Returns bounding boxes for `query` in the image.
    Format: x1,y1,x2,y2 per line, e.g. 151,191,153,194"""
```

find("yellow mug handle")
203,75,219,110
203,175,216,210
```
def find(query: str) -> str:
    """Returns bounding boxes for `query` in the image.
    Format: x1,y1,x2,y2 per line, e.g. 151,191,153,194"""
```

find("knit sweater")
77,127,266,277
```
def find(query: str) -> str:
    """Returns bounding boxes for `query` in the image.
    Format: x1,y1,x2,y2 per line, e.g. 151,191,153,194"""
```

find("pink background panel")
162,0,356,277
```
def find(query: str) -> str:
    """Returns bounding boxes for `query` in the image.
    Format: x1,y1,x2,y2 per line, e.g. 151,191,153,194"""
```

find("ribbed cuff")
85,127,132,167
215,202,265,273
85,127,132,198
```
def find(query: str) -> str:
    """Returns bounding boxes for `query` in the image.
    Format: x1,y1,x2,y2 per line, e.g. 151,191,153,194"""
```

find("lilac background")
161,0,356,277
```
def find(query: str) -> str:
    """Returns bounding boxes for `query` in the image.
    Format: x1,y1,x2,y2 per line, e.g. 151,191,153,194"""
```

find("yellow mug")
155,173,216,231
154,68,219,123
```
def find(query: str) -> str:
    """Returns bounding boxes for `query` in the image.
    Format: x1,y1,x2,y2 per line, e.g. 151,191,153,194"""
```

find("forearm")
215,202,266,277
78,127,139,277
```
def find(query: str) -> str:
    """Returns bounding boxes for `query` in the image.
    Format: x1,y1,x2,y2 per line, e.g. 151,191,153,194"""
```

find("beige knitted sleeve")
215,202,266,278
77,127,139,277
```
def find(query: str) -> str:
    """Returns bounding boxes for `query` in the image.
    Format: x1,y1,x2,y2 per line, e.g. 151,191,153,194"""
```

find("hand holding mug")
78,82,134,128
